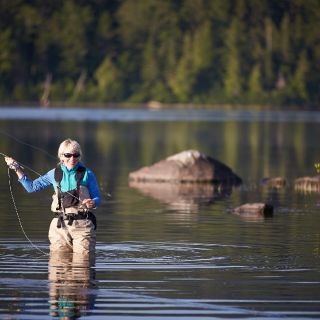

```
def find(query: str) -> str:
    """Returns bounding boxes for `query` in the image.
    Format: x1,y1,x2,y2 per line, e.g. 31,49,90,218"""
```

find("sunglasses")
64,153,80,158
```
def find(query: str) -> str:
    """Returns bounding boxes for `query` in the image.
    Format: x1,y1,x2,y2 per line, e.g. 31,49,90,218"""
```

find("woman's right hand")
4,156,24,177
4,156,16,167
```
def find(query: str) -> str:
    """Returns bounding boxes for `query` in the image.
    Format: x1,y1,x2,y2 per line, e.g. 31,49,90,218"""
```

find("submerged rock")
129,150,242,184
232,203,274,218
294,176,320,192
261,177,286,189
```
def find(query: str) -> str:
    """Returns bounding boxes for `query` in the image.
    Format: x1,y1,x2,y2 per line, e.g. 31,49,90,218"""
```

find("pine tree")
168,33,195,102
94,56,123,101
291,50,309,100
224,19,242,97
192,20,214,72
248,64,264,98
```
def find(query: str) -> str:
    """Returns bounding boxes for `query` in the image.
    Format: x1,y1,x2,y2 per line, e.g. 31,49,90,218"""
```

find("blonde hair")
58,139,82,162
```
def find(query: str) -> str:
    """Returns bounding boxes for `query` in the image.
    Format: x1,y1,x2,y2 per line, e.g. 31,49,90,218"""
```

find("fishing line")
0,132,109,253
1,151,97,255
0,151,50,178
1,153,85,255
0,149,87,202
0,151,71,256
6,167,49,256
1,152,81,255
0,130,111,197
0,130,56,160
1,151,83,214
1,151,49,254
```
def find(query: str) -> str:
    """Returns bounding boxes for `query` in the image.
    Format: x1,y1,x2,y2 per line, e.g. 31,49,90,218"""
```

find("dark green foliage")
0,0,318,106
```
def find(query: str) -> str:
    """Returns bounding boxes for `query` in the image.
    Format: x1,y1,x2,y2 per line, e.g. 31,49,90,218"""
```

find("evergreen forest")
0,0,319,107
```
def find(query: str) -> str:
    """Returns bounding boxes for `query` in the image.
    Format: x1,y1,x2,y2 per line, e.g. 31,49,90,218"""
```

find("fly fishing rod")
0,150,91,255
0,130,56,160
0,131,110,255
0,149,90,255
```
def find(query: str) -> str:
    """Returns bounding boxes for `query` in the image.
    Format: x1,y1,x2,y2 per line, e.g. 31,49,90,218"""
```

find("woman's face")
61,146,81,169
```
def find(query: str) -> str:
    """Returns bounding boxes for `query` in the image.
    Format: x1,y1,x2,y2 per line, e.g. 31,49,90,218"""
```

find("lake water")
0,107,320,319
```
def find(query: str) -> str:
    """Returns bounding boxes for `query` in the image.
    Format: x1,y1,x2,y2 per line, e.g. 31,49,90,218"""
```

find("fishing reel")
8,161,23,172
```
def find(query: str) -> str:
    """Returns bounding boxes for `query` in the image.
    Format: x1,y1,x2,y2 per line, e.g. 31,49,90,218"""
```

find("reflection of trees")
1,119,316,186
0,119,319,218
48,251,97,319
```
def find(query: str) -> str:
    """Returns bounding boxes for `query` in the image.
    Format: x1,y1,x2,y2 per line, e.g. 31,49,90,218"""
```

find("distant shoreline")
0,101,315,111
1,106,320,123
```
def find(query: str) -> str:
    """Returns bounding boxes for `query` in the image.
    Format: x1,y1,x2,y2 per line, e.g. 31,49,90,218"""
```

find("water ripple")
0,240,319,319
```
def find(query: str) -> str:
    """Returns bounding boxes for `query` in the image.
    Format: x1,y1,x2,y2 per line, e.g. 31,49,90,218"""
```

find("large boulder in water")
128,150,242,184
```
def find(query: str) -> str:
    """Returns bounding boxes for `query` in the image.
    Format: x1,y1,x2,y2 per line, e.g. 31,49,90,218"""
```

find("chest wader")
52,166,97,230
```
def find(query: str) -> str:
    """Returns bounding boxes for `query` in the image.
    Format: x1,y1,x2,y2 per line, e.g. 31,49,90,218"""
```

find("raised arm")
5,156,54,192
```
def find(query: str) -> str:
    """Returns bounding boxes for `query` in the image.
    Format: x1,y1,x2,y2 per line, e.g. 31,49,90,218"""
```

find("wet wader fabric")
49,218,96,253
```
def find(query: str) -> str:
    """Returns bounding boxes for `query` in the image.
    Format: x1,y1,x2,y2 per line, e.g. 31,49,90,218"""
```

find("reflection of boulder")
129,180,234,212
232,203,273,221
295,176,320,192
261,177,286,189
129,150,242,184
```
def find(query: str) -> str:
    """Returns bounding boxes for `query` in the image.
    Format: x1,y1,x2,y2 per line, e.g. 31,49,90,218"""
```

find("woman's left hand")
82,199,96,209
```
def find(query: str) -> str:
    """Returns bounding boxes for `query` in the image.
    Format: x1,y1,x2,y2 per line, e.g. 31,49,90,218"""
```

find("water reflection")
1,113,320,318
48,251,96,319
129,180,236,212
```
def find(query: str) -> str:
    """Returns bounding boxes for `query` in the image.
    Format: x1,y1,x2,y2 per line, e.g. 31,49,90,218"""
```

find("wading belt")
54,212,97,230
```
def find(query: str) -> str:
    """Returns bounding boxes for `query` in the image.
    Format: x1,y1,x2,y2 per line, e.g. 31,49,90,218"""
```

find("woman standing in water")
4,138,101,254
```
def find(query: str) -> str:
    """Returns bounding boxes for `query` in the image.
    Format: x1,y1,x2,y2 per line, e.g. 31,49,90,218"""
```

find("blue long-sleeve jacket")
18,163,101,207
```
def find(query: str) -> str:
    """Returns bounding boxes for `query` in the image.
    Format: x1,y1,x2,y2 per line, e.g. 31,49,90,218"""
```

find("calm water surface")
0,107,319,319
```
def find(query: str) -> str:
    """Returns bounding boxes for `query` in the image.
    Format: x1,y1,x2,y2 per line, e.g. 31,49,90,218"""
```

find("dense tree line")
0,0,319,107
